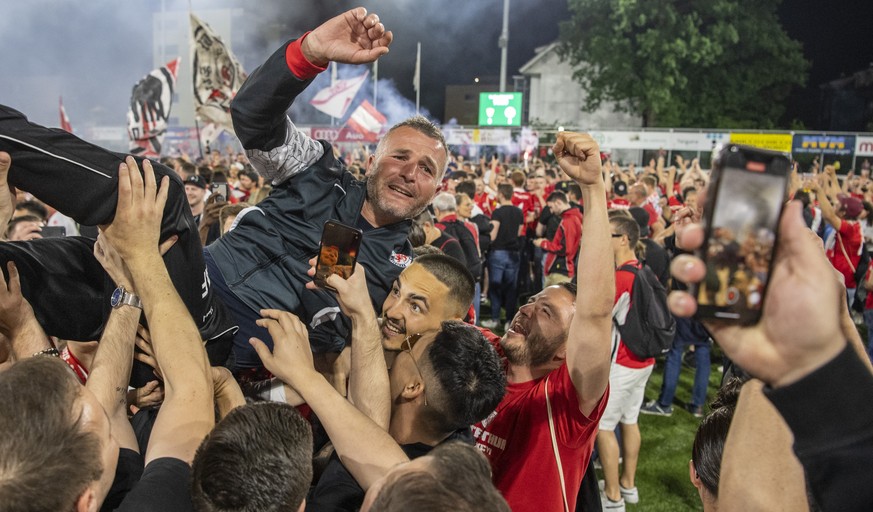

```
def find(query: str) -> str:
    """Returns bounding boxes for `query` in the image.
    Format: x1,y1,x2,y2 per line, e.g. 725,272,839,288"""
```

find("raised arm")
232,8,392,184
85,234,143,451
0,261,51,359
554,132,614,416
102,157,214,465
251,309,407,490
306,262,391,429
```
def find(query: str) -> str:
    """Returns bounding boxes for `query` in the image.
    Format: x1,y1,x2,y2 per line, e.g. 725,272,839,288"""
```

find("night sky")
0,0,869,130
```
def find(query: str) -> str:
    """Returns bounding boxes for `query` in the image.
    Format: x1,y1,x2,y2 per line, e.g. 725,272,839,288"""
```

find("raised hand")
250,309,316,388
302,7,393,66
305,258,375,318
100,156,169,264
552,132,603,187
669,201,845,388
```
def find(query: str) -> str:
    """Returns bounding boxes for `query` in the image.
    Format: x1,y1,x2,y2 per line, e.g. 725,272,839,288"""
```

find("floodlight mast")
499,0,509,92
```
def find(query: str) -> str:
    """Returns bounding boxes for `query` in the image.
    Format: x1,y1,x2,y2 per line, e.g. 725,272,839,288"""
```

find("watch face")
111,287,124,307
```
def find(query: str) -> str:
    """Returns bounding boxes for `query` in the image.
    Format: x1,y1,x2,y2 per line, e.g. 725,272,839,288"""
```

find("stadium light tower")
499,0,509,92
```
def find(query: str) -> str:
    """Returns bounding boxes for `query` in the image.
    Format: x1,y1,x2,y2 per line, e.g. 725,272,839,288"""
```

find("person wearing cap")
809,177,864,306
184,174,208,223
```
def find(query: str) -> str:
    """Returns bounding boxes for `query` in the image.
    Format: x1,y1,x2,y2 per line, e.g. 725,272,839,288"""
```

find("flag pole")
330,62,338,126
414,42,421,115
194,116,204,159
373,60,379,108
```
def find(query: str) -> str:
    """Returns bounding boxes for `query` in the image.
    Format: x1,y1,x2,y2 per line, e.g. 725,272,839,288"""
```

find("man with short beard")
472,132,614,512
205,8,450,371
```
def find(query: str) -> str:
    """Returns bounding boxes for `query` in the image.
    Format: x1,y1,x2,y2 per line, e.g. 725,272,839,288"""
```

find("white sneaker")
599,480,638,505
480,319,499,329
600,493,625,511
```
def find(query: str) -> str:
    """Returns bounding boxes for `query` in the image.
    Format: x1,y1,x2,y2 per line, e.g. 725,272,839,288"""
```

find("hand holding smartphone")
694,144,791,324
314,220,363,291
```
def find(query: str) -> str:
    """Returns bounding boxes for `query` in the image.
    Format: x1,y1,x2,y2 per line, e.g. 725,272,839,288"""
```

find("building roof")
519,42,560,75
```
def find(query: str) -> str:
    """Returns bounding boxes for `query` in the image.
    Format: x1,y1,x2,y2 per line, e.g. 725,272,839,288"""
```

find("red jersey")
826,221,862,288
473,331,608,512
614,260,655,368
511,188,537,235
474,192,496,217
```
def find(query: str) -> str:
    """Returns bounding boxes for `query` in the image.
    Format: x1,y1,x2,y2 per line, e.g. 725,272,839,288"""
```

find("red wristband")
285,31,328,80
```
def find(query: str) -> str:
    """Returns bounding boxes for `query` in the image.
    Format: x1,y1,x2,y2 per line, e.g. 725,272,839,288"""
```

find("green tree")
559,0,808,128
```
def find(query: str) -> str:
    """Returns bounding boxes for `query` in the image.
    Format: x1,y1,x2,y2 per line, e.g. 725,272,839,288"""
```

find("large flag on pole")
127,57,180,159
59,97,73,133
347,100,387,142
190,13,247,131
309,70,369,119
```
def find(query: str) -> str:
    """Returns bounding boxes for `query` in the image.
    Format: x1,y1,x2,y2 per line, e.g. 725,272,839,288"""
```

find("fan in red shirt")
472,132,614,512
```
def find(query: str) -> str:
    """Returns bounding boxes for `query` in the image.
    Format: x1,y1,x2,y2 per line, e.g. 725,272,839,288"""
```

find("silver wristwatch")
110,285,142,309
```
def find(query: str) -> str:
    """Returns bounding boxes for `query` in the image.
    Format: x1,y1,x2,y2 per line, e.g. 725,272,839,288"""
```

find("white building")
519,42,640,130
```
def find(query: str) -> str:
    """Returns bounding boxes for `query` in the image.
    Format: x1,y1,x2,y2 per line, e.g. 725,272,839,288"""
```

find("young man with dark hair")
534,190,583,286
251,308,509,512
597,214,654,510
483,183,524,329
192,401,313,512
473,132,615,512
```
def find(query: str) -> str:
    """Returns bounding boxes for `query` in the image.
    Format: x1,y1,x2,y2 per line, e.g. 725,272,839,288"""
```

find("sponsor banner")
671,132,728,151
857,136,873,157
475,128,512,146
729,133,792,153
443,128,512,146
792,134,855,156
590,131,672,151
305,126,385,143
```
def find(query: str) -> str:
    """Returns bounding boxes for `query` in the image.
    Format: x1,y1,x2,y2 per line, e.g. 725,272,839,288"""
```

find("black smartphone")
40,226,66,238
314,220,363,290
694,144,791,324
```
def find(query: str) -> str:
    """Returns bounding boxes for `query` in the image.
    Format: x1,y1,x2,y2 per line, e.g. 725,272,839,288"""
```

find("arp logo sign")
856,137,873,157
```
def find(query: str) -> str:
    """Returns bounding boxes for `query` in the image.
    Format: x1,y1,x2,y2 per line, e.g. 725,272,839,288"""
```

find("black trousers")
0,104,235,369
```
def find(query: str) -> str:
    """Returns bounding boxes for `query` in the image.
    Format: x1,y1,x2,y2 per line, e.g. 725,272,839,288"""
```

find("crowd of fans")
1,6,872,512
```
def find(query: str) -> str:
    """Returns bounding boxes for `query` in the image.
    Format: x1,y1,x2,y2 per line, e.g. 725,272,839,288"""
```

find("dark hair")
198,166,214,183
5,214,43,239
497,183,513,201
413,244,444,257
421,321,506,432
239,169,260,182
0,357,103,512
14,200,48,221
408,221,427,247
455,180,476,198
558,280,578,297
565,182,582,201
546,191,568,204
682,186,698,200
610,215,641,247
180,161,197,177
864,201,873,227
372,442,509,512
413,254,475,317
690,377,746,498
191,402,313,512
451,170,469,181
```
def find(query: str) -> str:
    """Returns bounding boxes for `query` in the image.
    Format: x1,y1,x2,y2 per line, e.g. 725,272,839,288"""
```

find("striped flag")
190,13,247,130
346,100,387,142
59,97,73,133
126,57,180,158
309,71,369,119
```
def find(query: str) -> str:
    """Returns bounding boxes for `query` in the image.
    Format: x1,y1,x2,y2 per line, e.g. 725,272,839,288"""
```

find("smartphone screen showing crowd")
315,220,363,291
695,145,790,324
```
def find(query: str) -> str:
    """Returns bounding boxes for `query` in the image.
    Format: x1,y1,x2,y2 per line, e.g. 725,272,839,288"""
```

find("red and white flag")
59,97,73,133
190,13,247,130
346,100,387,142
127,57,181,158
309,71,369,119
